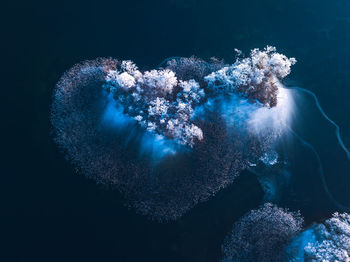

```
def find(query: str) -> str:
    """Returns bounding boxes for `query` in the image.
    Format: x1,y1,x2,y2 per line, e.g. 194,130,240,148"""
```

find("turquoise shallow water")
3,0,350,261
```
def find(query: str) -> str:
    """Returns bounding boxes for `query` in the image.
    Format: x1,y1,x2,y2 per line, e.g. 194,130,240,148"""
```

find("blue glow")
285,227,317,261
139,133,182,160
101,94,135,129
219,94,261,129
197,93,261,131
101,93,184,161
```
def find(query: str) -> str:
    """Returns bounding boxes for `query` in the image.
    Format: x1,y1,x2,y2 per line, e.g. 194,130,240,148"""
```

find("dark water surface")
3,0,350,261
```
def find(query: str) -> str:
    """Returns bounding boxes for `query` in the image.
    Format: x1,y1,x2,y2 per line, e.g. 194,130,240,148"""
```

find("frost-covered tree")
104,47,296,147
104,61,205,147
287,212,350,262
205,46,296,107
222,203,303,262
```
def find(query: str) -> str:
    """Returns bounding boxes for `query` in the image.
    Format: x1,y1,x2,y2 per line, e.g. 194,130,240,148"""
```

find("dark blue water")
3,0,350,261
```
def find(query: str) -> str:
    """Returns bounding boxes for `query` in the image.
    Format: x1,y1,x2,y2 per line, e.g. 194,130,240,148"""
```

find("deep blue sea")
3,0,350,261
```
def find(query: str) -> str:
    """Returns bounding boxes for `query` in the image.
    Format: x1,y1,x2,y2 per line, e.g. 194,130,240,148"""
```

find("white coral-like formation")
304,213,350,262
104,61,205,147
205,46,296,107
103,47,296,147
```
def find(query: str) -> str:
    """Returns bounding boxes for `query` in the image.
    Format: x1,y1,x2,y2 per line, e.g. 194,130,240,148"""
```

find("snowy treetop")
103,47,296,147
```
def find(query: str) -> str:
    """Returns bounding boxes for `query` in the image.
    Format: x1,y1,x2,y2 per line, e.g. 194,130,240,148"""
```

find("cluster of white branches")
205,46,296,107
304,212,350,261
104,47,296,147
104,61,204,147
